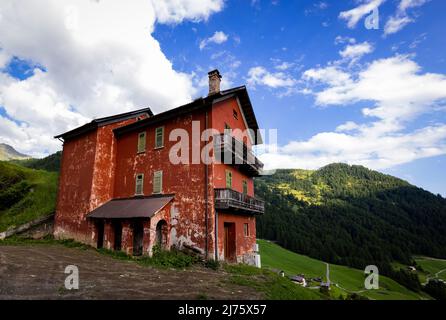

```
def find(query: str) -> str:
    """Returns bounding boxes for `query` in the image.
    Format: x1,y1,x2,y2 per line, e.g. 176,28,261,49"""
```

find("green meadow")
0,161,58,232
258,239,430,300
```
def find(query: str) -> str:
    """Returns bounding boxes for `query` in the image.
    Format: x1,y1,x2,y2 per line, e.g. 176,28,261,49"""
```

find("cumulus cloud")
260,55,446,171
247,66,297,89
339,0,385,29
339,42,374,61
199,31,229,50
384,0,430,36
151,0,224,24
0,0,224,157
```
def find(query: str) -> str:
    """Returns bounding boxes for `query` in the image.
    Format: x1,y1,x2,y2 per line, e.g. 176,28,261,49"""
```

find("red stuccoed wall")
211,97,258,261
217,213,257,262
113,109,216,257
54,117,142,246
55,96,259,263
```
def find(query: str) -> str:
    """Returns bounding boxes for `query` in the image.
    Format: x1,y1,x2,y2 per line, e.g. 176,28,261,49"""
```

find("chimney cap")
208,69,222,78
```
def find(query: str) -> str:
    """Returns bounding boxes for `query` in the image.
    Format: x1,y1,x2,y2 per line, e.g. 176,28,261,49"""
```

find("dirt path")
0,244,263,300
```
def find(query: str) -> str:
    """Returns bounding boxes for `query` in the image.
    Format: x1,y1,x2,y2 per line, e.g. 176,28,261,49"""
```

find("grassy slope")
415,257,446,282
0,161,58,232
258,239,428,300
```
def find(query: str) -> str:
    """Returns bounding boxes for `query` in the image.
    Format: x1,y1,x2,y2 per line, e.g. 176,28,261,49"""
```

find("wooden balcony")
213,133,263,176
214,188,265,215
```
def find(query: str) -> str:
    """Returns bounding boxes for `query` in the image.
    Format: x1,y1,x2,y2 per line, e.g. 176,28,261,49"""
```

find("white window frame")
135,173,144,195
154,126,164,149
137,131,146,153
153,170,163,194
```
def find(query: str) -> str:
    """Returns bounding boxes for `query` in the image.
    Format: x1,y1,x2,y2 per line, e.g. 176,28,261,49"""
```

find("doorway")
224,222,236,262
133,220,144,256
113,220,122,251
96,220,104,249
156,220,168,248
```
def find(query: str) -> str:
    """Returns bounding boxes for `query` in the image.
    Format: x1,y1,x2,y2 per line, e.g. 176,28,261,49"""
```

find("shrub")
143,246,199,268
204,259,220,270
423,280,446,300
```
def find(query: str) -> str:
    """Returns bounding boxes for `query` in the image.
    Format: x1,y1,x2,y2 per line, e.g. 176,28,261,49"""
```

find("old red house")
54,70,264,264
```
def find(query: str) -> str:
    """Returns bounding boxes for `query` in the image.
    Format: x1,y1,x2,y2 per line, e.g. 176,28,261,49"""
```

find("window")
242,180,248,195
135,174,144,195
153,170,163,194
137,132,146,153
155,127,164,149
233,109,238,120
244,223,249,237
225,170,232,189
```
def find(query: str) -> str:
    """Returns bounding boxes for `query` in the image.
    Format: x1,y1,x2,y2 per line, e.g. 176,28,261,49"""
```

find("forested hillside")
10,151,61,172
255,164,446,275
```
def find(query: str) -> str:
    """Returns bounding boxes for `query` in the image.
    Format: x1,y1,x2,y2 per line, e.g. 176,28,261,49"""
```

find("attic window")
233,109,238,120
137,132,146,153
155,127,164,149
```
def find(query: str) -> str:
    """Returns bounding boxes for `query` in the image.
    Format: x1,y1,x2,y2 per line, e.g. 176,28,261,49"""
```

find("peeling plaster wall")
217,212,257,263
55,97,260,262
54,117,140,246
113,110,216,257
54,130,97,245
211,97,258,262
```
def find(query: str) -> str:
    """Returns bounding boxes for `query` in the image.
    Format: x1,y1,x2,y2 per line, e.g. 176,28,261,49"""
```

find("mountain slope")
0,161,58,232
258,239,429,300
11,151,61,172
0,143,30,161
255,164,446,275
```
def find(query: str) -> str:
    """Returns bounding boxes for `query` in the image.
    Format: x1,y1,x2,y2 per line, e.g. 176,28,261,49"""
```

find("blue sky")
0,0,445,196
152,0,446,196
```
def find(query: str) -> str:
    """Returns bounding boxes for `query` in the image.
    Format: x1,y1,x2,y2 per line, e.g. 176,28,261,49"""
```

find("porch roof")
87,194,174,219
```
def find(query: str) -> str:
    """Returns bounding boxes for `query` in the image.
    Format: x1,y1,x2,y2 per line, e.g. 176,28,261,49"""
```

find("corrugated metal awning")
87,195,174,219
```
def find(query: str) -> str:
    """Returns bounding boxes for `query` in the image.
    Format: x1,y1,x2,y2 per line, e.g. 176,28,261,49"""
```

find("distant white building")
290,275,307,287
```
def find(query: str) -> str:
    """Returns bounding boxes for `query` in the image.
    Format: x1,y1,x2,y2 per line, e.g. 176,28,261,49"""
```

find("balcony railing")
215,188,265,215
213,133,263,176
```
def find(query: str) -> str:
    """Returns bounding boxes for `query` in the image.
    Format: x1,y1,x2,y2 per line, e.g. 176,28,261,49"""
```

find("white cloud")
247,66,297,89
384,15,413,35
260,125,446,171
339,42,374,60
261,55,446,171
274,62,294,71
398,0,430,11
384,0,430,36
339,0,385,29
151,0,224,24
199,31,228,50
334,36,356,45
336,121,361,132
0,50,10,69
0,0,224,157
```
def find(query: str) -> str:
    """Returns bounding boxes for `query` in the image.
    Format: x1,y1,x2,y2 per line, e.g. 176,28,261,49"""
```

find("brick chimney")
208,69,222,96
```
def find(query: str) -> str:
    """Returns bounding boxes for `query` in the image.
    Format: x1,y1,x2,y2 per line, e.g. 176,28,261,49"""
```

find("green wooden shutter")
137,132,146,153
243,180,248,194
153,171,163,194
225,170,232,189
155,127,164,148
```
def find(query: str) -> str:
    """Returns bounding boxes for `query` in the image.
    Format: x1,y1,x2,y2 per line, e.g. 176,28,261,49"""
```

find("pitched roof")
87,194,174,219
54,107,153,141
114,86,263,145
